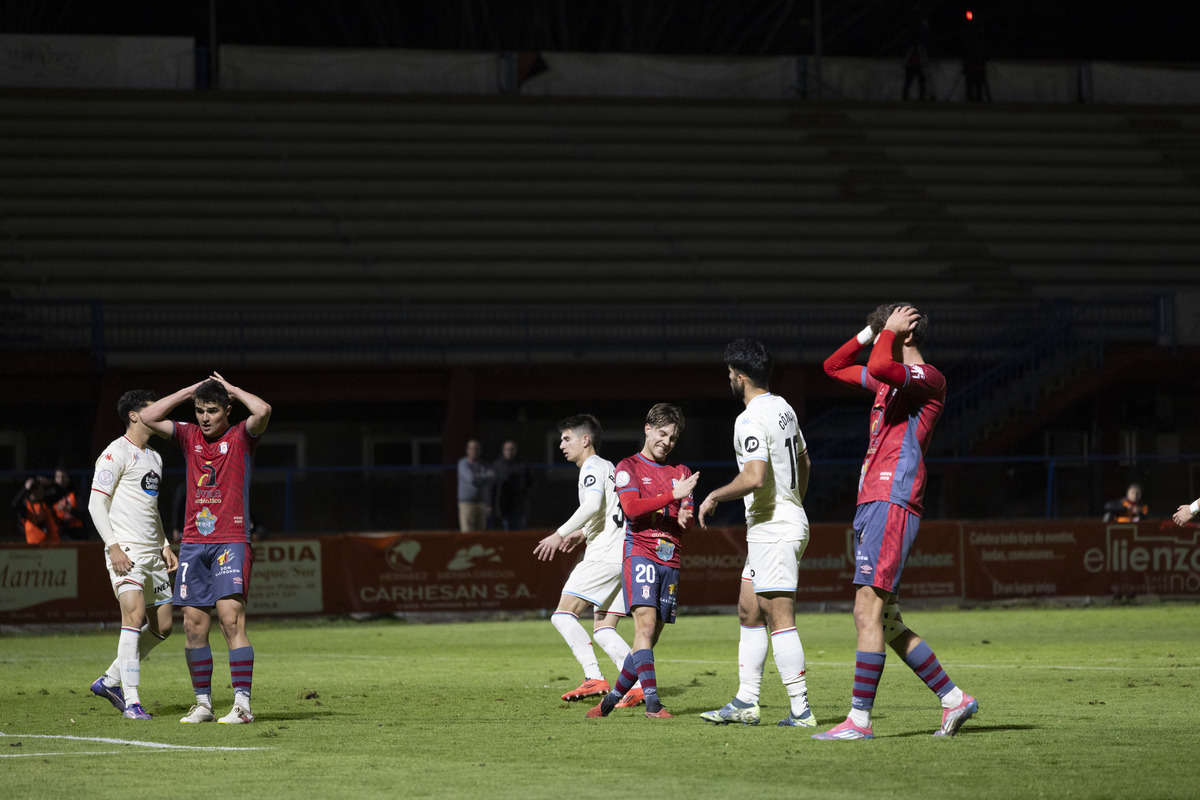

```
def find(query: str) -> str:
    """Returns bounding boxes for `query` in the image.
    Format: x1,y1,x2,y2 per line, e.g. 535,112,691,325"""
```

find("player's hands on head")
672,472,700,501
884,306,920,336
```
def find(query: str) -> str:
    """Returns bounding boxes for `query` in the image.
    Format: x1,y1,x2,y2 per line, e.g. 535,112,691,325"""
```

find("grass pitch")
3,603,1198,799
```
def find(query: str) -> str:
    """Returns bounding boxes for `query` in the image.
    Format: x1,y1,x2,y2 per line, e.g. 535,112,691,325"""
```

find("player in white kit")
533,414,643,708
87,390,178,720
698,339,816,727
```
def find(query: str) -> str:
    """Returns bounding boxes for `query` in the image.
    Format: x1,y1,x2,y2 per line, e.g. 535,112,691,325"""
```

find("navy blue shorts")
174,542,252,607
623,555,679,624
852,501,921,593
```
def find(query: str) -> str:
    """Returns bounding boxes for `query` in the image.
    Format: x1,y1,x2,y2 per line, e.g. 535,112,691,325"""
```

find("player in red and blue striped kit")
587,403,699,720
813,303,978,740
142,372,271,726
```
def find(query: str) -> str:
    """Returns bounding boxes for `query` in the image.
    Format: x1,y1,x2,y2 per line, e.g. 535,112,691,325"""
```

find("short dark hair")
559,413,603,449
724,338,773,388
194,379,231,408
645,402,685,433
867,301,930,346
117,389,160,426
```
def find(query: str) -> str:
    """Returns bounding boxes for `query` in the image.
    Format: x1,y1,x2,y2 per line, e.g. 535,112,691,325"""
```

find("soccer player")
587,403,699,720
87,389,177,720
140,372,271,725
697,339,816,727
813,303,977,740
533,414,643,708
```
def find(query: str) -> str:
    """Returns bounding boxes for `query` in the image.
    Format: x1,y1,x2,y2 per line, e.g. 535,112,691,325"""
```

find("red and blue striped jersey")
824,332,945,516
174,419,260,544
614,453,693,568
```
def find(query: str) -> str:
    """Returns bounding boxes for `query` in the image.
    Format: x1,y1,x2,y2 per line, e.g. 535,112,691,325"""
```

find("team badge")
615,470,630,488
180,584,188,599
97,469,115,487
219,442,229,454
641,585,651,599
196,507,218,536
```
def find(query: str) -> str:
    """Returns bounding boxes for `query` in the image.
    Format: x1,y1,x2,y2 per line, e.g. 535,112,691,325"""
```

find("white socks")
117,626,141,705
735,625,769,704
552,612,603,680
770,627,811,716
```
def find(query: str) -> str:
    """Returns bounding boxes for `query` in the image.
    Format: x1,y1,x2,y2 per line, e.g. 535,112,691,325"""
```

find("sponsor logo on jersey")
615,470,630,488
583,474,597,487
105,454,114,461
910,365,926,380
196,507,218,536
859,564,873,575
197,461,217,487
97,469,115,487
744,436,760,453
141,471,160,497
655,540,675,562
217,548,235,566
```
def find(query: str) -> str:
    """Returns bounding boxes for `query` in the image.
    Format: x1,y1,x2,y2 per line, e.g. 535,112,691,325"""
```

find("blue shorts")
174,542,253,607
852,501,921,594
623,555,679,624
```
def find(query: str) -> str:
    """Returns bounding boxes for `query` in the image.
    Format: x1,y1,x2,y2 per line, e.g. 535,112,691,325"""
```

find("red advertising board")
962,520,1200,600
3,520,1198,623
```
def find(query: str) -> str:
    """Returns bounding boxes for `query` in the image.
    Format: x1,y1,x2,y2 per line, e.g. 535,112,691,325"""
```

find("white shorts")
741,538,808,594
562,557,626,615
106,544,172,607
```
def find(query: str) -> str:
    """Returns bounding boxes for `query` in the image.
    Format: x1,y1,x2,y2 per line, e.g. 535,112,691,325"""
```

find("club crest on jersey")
97,469,115,487
196,507,218,536
641,585,651,599
615,470,630,488
219,441,229,454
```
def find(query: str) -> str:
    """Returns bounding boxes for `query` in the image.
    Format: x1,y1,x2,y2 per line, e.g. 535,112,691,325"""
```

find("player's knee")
881,602,910,644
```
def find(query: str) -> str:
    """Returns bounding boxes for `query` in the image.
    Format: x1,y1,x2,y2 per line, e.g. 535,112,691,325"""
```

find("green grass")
3,604,1199,799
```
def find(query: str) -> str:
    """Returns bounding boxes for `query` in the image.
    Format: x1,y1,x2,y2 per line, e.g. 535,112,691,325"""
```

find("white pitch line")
2,751,127,758
0,732,268,751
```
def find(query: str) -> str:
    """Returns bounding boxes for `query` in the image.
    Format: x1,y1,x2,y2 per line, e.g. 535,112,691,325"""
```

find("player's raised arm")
139,380,205,439
210,372,272,436
824,318,877,388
